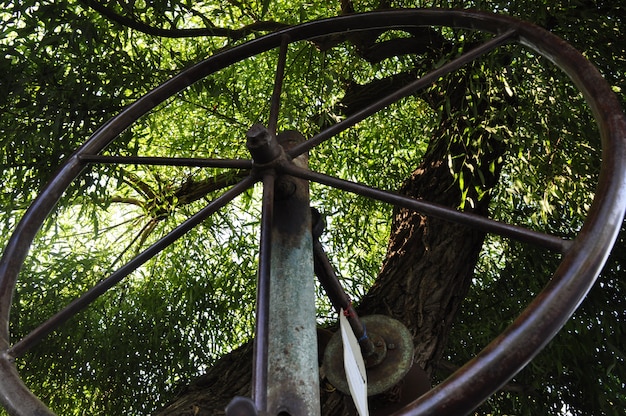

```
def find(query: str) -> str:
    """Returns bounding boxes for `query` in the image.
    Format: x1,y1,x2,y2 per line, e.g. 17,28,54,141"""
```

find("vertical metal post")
265,131,320,416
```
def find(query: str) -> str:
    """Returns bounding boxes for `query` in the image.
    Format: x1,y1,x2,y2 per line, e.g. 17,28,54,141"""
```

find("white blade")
340,308,369,416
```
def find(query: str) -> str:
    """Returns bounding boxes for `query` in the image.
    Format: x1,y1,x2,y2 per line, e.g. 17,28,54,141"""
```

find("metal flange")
323,314,414,396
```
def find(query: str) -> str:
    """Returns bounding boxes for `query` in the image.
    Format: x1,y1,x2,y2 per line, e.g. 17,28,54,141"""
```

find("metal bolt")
246,123,271,147
246,123,281,164
275,177,297,199
225,396,258,416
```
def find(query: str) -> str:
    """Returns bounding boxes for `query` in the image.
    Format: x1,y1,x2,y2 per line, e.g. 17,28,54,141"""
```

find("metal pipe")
282,164,571,253
311,209,375,356
246,125,320,415
268,35,290,135
252,173,275,413
266,130,320,416
77,154,253,169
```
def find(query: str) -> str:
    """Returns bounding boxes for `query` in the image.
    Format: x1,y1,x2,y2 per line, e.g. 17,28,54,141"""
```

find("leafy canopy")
0,0,624,415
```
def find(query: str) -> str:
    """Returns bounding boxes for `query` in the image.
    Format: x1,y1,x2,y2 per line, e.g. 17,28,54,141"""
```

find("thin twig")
80,0,288,39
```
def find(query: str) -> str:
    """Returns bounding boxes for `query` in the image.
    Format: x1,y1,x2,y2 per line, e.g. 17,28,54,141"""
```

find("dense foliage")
1,0,624,415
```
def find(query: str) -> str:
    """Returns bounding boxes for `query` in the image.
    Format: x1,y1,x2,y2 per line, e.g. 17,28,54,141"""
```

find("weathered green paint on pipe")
265,130,320,416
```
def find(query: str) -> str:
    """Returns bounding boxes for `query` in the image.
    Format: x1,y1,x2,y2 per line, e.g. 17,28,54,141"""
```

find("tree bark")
156,30,514,416
156,101,509,416
359,125,504,378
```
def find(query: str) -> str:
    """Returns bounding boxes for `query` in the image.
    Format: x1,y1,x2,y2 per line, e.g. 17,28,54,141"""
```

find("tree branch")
174,171,249,206
109,196,144,206
120,170,157,200
79,0,288,39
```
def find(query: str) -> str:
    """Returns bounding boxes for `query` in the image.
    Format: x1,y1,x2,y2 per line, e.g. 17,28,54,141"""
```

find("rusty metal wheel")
1,9,625,416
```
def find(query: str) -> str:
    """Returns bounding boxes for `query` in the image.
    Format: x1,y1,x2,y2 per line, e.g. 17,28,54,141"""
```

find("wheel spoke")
3,9,625,416
8,175,258,359
287,28,517,158
281,163,571,253
77,154,253,169
268,35,290,135
252,173,275,412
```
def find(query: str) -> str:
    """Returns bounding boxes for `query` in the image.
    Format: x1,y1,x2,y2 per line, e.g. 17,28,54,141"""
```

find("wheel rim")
0,9,625,416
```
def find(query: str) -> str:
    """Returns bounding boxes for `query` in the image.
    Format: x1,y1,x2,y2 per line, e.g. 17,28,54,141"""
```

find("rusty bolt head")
246,123,271,148
225,396,258,416
246,123,282,164
275,177,297,199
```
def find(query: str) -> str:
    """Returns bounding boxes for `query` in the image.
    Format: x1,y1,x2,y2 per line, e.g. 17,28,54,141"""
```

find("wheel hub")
323,314,414,396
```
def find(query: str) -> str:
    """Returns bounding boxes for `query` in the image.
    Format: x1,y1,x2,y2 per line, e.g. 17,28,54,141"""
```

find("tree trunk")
156,29,514,415
156,97,509,416
360,117,507,378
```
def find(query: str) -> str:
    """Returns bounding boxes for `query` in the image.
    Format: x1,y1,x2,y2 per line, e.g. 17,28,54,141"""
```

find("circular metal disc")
323,315,414,396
